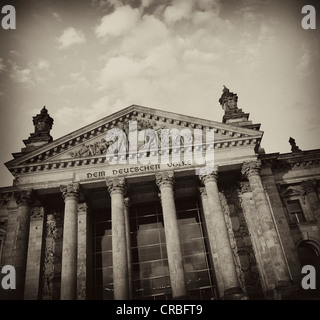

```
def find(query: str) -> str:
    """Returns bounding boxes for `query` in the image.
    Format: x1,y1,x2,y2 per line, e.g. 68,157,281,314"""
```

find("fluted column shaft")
60,183,79,300
200,172,242,299
156,171,187,299
242,161,291,285
13,190,34,299
199,187,225,297
124,197,133,299
107,177,129,300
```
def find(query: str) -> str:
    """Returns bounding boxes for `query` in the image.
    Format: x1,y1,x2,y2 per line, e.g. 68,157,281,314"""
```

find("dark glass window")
92,209,113,300
131,202,171,299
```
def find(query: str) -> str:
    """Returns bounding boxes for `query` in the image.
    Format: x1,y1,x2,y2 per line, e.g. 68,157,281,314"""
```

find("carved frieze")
67,118,167,159
68,138,111,158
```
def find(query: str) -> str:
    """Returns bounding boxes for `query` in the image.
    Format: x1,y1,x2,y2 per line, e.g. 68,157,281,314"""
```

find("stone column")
199,171,243,300
302,180,320,226
155,171,187,299
124,197,133,299
77,202,88,300
60,183,80,300
199,187,225,298
106,177,129,300
24,205,45,300
241,161,291,294
13,189,34,299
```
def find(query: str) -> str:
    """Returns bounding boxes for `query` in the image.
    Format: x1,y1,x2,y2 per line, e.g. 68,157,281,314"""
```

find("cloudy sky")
0,0,319,187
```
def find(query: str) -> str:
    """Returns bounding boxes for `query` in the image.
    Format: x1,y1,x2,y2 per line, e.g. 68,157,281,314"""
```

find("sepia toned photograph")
0,0,319,306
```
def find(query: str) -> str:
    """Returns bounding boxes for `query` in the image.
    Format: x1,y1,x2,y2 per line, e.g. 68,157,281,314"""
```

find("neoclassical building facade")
0,87,319,300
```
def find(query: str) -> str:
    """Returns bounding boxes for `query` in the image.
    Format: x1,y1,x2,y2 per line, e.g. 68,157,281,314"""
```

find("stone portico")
0,88,319,300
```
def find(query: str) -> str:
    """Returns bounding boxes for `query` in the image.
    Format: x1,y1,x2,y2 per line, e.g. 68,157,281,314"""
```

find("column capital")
199,187,207,196
78,202,88,215
155,171,174,189
241,160,261,178
14,189,34,206
60,183,80,201
30,206,45,221
238,181,251,194
106,177,126,195
199,170,218,185
124,197,130,208
301,180,318,195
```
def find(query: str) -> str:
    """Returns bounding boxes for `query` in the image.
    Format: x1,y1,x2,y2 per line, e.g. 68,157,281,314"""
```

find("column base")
223,287,248,300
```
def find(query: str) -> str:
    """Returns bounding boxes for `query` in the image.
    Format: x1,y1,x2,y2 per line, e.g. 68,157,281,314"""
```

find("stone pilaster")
199,170,244,300
155,171,187,299
12,189,34,299
302,180,320,227
239,181,276,296
124,197,133,299
199,187,225,298
242,161,292,298
60,183,80,300
24,205,45,300
106,177,129,300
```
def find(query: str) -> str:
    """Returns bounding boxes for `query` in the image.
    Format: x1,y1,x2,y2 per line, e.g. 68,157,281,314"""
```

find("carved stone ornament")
68,118,167,158
123,197,130,208
301,180,317,195
14,189,34,206
78,202,88,215
241,160,261,178
106,177,126,195
42,211,63,300
60,183,80,201
68,138,111,158
31,206,45,221
199,187,207,196
199,169,219,185
155,171,174,189
289,137,302,153
238,181,251,194
219,86,239,112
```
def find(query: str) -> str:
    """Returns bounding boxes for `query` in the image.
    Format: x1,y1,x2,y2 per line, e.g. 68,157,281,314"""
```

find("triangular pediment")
280,186,303,197
5,105,263,175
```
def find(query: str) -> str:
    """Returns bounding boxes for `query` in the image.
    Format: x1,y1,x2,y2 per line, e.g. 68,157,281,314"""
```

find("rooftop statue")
219,85,238,112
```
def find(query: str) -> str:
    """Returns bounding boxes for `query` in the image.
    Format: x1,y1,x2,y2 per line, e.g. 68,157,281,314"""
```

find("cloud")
52,12,62,21
0,58,5,72
10,64,34,86
9,59,54,87
95,5,141,38
57,27,86,49
296,43,312,78
163,1,194,24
